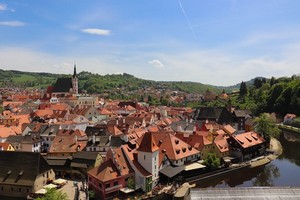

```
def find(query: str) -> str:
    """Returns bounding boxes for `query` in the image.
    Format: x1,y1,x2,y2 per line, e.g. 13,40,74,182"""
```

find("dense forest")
206,75,300,116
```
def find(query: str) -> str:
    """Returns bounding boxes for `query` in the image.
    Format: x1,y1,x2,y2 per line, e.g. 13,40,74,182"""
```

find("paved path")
58,179,87,200
191,187,300,200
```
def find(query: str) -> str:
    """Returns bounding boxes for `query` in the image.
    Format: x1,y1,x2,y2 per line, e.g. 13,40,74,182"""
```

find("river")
195,131,300,188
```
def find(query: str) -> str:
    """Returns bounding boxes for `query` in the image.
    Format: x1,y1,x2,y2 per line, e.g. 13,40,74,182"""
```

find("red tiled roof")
137,132,159,153
232,131,265,149
222,125,236,135
88,159,120,182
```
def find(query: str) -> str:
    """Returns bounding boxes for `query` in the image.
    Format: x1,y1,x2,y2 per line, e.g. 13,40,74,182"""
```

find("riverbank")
277,124,300,133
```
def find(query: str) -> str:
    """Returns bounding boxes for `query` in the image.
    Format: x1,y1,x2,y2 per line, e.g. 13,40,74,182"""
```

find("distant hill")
0,69,223,94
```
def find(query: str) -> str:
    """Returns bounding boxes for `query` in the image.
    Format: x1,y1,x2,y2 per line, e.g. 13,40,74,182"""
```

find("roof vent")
188,146,192,151
182,147,186,153
162,149,166,153
176,149,180,154
19,171,24,176
175,139,179,145
7,170,11,175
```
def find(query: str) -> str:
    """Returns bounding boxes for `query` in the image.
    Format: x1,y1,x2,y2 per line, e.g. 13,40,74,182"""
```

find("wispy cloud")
178,0,197,40
0,3,7,11
0,21,26,27
81,28,111,36
148,59,164,68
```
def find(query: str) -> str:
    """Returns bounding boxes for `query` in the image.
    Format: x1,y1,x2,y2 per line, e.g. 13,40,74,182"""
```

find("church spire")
73,64,77,78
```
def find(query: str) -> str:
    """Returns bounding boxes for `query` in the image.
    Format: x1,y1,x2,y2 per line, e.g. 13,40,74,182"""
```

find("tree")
36,188,69,200
203,153,221,170
239,81,248,97
254,113,280,143
254,78,263,89
127,177,135,189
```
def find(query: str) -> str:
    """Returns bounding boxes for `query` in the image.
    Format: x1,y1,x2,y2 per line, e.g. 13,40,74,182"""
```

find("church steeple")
73,64,77,78
72,64,78,94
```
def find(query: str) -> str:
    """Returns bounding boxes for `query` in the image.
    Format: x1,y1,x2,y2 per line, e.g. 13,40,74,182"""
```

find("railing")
105,184,122,192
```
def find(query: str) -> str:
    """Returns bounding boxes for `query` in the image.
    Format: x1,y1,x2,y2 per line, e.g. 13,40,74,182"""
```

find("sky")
0,0,300,86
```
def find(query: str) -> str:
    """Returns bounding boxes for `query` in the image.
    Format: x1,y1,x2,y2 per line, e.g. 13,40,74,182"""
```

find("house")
5,135,24,151
284,113,297,125
88,147,134,199
0,151,55,198
193,107,233,124
40,125,60,152
227,131,266,161
21,133,43,152
245,118,256,132
72,105,100,120
232,110,250,131
0,142,15,151
48,134,87,157
71,151,103,178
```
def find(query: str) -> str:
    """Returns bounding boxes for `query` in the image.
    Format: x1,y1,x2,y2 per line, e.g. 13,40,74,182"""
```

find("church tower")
72,64,78,94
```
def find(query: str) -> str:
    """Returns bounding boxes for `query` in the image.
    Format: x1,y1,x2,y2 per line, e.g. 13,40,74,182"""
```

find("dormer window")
175,149,180,154
175,139,179,145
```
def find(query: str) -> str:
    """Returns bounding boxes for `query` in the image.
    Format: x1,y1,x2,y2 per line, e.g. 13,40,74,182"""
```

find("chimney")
92,134,96,144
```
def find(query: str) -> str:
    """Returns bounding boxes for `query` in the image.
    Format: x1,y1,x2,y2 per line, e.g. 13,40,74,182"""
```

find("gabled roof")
137,131,159,153
232,131,265,149
222,125,236,135
88,147,134,183
233,110,247,118
88,159,120,182
49,135,87,154
52,78,73,93
0,151,52,186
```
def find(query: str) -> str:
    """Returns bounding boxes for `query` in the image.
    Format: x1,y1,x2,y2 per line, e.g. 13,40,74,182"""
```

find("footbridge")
190,187,300,200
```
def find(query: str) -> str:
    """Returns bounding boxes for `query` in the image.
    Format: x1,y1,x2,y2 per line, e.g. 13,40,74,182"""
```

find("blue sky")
0,0,300,86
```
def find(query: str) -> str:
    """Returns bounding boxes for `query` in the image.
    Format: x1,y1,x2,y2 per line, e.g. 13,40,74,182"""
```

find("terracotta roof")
137,132,159,153
214,135,230,153
137,131,200,161
175,133,205,151
88,159,120,182
0,127,17,138
107,125,123,136
49,135,87,154
99,108,112,115
121,144,151,177
222,125,236,135
232,131,265,149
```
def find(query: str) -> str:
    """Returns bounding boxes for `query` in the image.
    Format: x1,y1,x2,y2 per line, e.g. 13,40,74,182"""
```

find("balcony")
105,184,122,192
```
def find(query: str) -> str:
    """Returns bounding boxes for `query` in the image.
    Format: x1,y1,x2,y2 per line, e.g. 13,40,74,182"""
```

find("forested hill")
0,69,222,94
219,76,300,116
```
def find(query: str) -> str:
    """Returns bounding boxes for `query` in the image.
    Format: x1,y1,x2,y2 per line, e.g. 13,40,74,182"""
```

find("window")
125,178,128,182
144,155,146,160
11,187,13,192
99,183,102,188
19,188,21,192
1,186,3,191
113,181,118,186
105,183,110,188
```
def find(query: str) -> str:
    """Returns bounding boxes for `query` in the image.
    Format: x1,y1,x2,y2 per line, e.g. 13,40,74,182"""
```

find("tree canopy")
255,113,280,142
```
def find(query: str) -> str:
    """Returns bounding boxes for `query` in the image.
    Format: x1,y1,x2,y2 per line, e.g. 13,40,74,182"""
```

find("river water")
196,131,300,188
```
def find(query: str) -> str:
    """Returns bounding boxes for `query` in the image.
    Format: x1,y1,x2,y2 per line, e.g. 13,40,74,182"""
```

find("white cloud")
0,21,26,27
0,3,7,11
81,28,111,36
148,59,164,68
